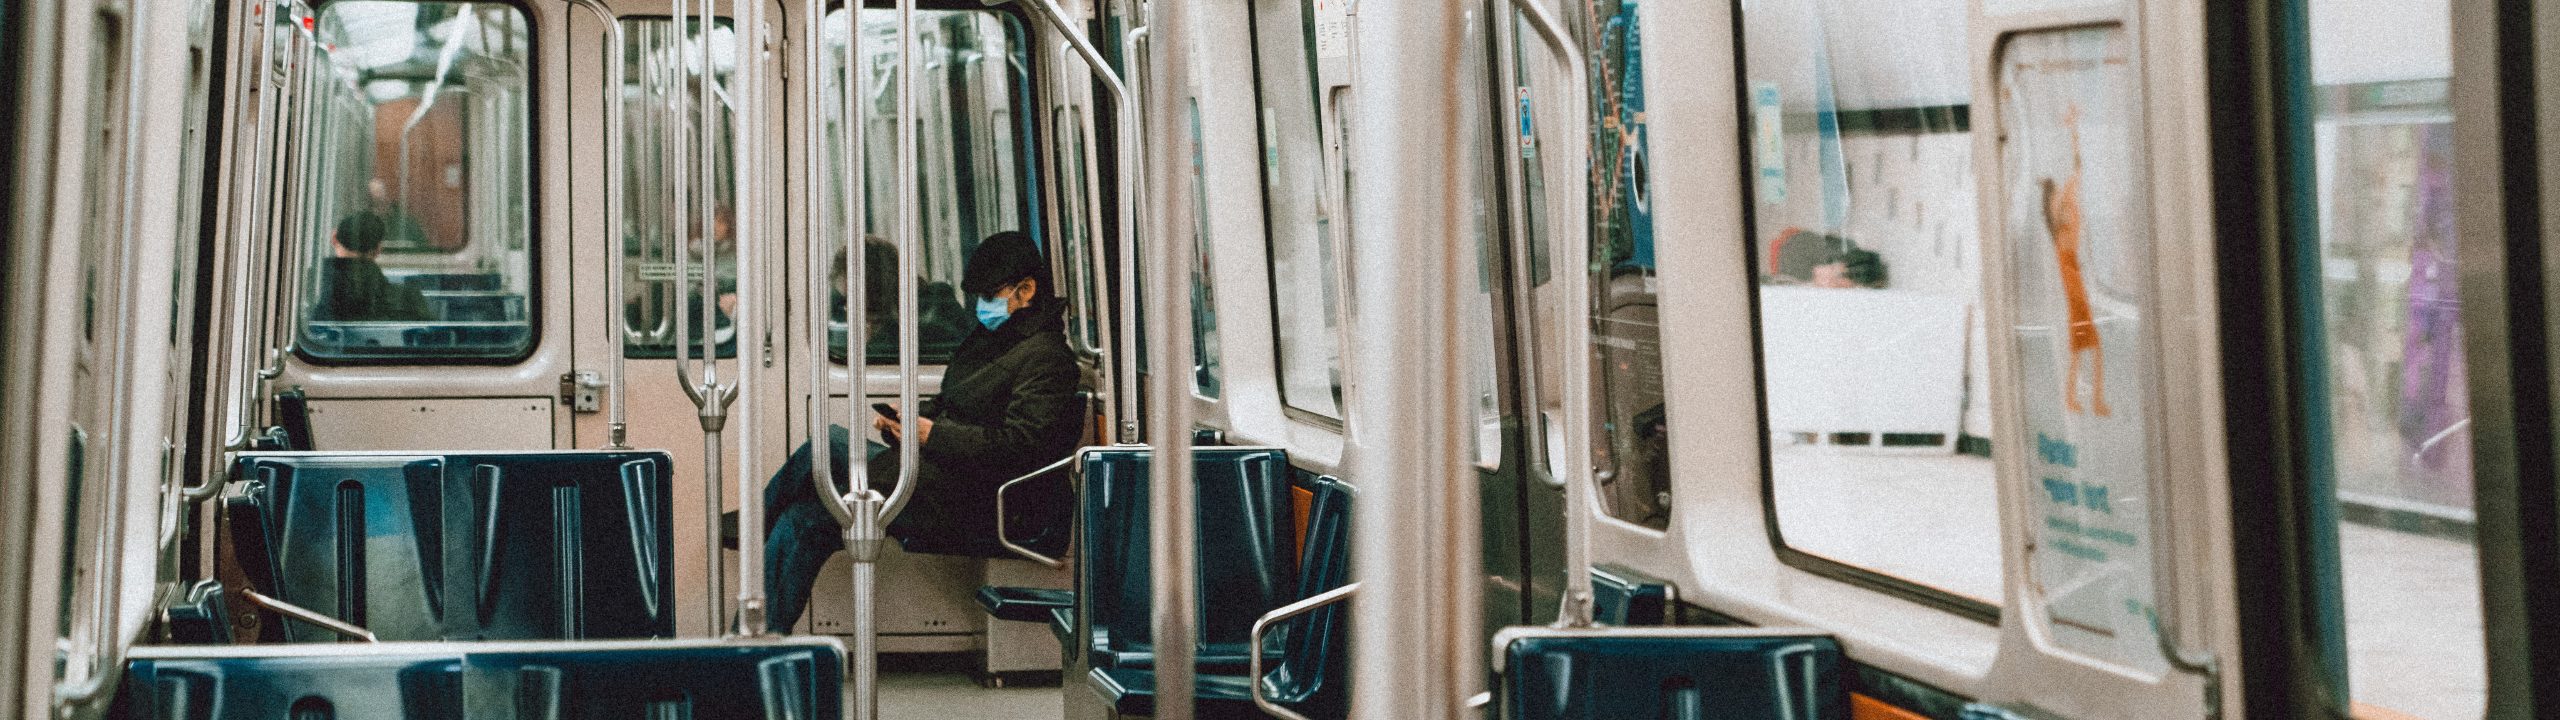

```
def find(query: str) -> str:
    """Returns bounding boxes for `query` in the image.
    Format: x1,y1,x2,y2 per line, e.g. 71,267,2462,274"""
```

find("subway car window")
620,17,738,359
1740,1,2003,606
1572,2,1670,529
821,8,1035,365
1250,0,1346,421
297,1,533,362
2304,0,2480,715
1188,101,1223,399
1462,8,1501,470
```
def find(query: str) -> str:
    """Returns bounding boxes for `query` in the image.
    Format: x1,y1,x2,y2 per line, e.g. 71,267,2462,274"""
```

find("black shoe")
721,510,740,551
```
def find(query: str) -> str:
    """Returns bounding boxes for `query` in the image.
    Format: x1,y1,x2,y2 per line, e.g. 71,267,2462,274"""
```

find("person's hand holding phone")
871,402,931,445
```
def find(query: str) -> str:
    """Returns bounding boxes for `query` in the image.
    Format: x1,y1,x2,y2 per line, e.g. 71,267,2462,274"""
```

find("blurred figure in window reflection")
312,212,434,322
831,236,976,359
1765,227,1887,289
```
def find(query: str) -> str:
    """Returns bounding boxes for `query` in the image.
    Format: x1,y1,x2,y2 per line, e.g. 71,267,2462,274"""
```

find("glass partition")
297,1,534,362
619,16,737,358
819,8,1037,365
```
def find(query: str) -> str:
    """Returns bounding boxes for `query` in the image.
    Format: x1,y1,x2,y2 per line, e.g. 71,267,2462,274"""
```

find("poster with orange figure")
1997,25,2168,676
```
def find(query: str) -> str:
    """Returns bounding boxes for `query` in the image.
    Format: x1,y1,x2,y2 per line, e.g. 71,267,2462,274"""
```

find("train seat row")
119,637,846,720
213,450,678,643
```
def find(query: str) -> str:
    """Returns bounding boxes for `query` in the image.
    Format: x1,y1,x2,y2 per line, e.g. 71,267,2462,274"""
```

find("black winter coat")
875,297,1083,544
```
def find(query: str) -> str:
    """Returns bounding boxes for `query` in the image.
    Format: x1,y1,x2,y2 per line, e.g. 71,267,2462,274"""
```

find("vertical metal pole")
1346,2,1481,718
733,0,767,637
838,4,880,713
845,491,885,720
803,0,854,540
886,0,920,528
1140,0,1198,709
582,0,628,450
1506,0,1596,628
839,0,871,521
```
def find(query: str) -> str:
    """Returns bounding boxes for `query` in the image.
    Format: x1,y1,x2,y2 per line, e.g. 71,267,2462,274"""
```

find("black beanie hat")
961,231,1050,297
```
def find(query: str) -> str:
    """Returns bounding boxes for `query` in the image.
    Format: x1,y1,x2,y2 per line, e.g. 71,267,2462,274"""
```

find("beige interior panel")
306,397,555,451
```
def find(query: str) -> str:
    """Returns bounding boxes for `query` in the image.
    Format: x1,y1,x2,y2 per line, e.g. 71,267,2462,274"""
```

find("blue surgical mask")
974,293,1012,330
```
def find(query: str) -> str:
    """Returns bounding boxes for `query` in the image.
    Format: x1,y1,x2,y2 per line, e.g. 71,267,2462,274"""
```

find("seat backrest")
451,451,676,640
272,388,315,451
119,638,846,719
233,453,451,642
1590,564,1677,627
222,450,676,643
1077,446,1295,668
1260,475,1355,716
215,478,283,641
1497,628,1847,720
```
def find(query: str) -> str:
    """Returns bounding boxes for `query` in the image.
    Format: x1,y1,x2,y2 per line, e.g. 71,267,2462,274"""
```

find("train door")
260,1,563,451
571,0,794,638
1469,0,1567,632
1235,0,1356,466
2222,0,2523,717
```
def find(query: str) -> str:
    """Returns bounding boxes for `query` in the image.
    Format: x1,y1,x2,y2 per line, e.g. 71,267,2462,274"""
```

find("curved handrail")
565,0,630,450
1506,0,1598,630
1026,0,1140,444
1247,582,1357,720
994,453,1080,567
879,0,923,533
807,0,857,530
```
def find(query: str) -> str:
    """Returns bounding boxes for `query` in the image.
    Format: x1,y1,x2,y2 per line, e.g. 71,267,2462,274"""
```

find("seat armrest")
976,586,1074,625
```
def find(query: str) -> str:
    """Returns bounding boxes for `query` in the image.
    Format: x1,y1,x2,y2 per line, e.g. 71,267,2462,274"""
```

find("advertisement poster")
1997,25,2167,675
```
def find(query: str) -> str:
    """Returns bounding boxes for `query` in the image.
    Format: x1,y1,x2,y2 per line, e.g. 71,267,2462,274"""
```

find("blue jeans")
762,425,888,634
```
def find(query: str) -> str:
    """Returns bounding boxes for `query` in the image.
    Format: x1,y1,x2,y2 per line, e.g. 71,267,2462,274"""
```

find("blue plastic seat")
1088,474,1358,719
221,450,675,642
229,453,451,642
119,638,845,719
1495,628,1847,720
450,451,677,639
1076,447,1295,671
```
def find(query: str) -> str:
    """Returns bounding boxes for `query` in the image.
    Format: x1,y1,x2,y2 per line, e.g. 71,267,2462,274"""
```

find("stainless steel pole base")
844,490,887,720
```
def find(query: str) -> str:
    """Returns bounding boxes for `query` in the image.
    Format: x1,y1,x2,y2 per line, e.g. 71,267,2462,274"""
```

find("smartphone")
871,403,900,423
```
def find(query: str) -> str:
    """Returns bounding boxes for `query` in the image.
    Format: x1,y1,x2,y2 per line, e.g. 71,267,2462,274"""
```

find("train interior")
0,0,2528,718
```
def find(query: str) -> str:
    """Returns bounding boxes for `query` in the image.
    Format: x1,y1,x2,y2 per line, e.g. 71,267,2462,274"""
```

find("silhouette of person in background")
312,212,434,322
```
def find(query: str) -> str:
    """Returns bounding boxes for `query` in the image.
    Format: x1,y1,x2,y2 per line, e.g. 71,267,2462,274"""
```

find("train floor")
879,655,1062,718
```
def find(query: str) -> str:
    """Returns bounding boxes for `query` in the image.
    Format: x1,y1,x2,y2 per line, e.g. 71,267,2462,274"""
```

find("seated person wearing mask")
312,212,434,322
752,231,1084,634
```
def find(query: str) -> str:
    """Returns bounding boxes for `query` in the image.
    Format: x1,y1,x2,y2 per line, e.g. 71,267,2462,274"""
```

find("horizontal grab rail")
994,453,1082,567
1248,582,1358,720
